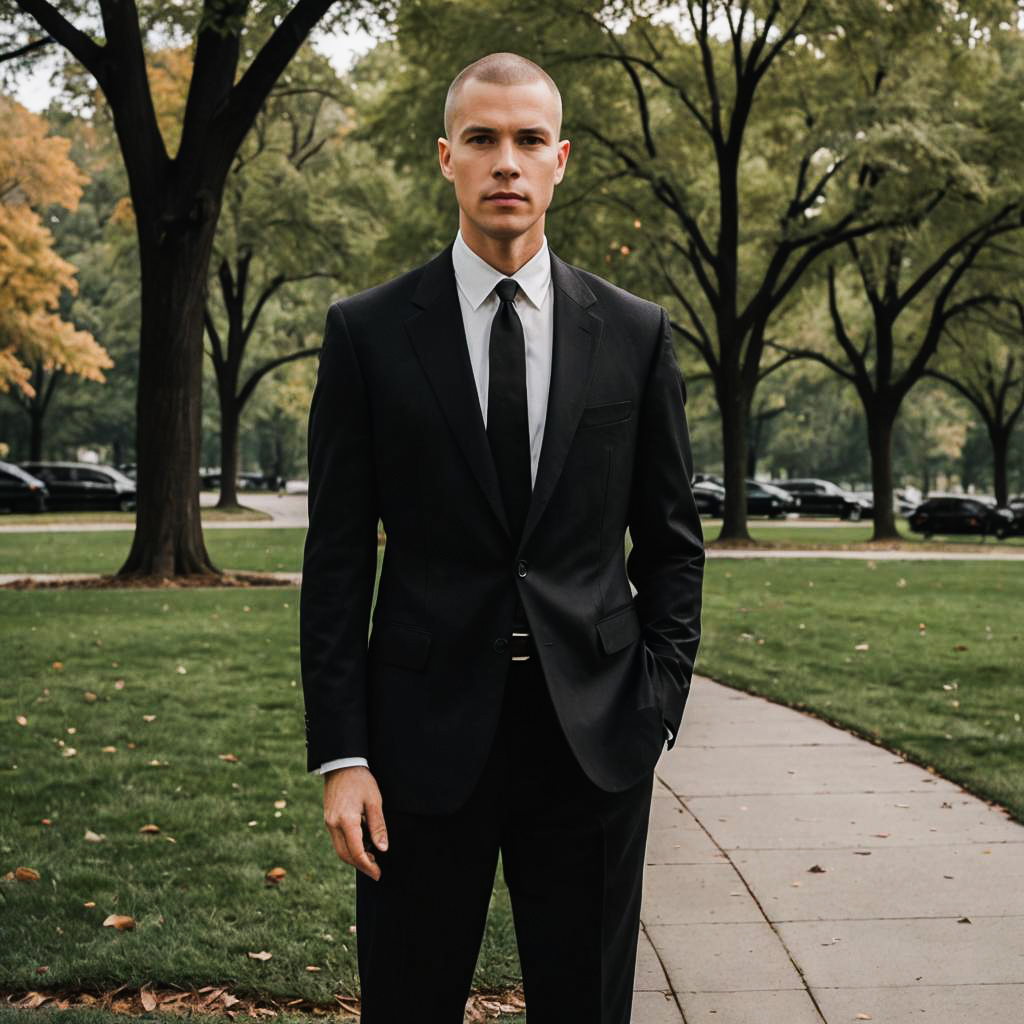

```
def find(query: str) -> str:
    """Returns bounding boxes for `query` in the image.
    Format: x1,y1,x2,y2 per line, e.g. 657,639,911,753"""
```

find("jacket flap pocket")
370,621,432,671
579,399,633,428
595,603,641,655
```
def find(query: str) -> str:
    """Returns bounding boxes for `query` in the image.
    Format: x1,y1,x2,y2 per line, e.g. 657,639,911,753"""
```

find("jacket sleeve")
299,301,380,773
626,307,706,749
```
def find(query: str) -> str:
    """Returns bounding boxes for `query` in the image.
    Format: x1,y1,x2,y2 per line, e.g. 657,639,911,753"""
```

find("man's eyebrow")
459,124,552,139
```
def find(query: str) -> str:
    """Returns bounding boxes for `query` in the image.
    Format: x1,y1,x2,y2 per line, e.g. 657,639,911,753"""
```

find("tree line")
1,0,1023,577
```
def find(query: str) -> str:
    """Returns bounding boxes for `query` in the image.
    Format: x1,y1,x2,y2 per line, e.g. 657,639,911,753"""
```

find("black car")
1005,496,1024,536
0,460,49,513
692,479,725,517
772,478,871,520
746,479,798,518
907,496,1014,540
19,461,137,512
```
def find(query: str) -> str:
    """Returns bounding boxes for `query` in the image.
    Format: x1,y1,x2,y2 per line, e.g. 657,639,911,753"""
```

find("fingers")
340,814,380,881
365,803,388,854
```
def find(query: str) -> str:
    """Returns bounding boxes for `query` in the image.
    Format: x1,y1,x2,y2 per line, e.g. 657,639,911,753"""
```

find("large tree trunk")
990,424,1009,508
217,394,242,509
866,406,899,541
118,201,220,578
718,378,753,542
29,404,43,462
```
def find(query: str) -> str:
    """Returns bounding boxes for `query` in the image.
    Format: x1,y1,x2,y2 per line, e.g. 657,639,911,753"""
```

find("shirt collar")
452,228,551,311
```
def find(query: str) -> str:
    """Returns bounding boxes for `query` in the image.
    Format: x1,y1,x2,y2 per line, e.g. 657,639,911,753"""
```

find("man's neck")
459,217,545,276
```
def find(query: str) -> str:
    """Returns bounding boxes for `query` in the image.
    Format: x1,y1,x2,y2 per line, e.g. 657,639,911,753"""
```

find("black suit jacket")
300,243,705,815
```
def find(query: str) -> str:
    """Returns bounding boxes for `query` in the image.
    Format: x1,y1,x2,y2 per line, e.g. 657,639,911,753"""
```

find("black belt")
509,631,535,660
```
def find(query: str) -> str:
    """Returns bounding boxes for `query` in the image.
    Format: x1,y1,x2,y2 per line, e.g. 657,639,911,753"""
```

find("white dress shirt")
315,231,671,775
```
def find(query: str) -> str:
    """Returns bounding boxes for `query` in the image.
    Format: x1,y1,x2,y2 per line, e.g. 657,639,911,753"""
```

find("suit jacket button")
516,560,528,577
493,637,508,653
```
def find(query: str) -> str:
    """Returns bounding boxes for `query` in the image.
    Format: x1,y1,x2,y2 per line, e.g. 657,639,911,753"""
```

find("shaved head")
444,52,562,138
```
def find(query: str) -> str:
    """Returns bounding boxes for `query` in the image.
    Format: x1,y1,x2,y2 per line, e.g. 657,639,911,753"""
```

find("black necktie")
486,278,532,545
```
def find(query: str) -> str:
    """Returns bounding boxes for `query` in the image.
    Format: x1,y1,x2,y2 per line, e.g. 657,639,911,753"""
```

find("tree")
0,95,110,413
202,50,392,508
2,0,385,576
767,23,1024,537
926,301,1024,506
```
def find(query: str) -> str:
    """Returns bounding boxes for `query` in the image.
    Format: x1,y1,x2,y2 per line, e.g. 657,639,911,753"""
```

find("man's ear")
553,138,571,185
438,137,455,182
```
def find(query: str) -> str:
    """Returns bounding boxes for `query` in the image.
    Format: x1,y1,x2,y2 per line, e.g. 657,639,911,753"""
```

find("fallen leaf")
176,665,187,675
84,692,98,703
265,867,287,883
52,662,63,671
16,715,28,726
953,644,968,652
15,867,41,881
103,914,136,930
142,714,156,722
18,993,49,1008
273,799,287,809
83,901,96,907
218,753,239,762
958,916,972,924
222,994,240,1008
84,829,106,843
102,746,117,754
140,990,158,1011
856,1015,873,1021
854,642,870,651
305,966,321,972
114,680,125,690
808,864,826,873
139,824,161,834
247,951,273,961
62,747,78,758
35,966,48,975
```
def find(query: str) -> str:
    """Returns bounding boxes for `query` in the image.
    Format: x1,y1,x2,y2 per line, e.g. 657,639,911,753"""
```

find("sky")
13,22,377,112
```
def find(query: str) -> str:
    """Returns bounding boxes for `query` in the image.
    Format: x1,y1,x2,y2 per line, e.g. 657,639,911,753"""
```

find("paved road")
633,675,1024,1023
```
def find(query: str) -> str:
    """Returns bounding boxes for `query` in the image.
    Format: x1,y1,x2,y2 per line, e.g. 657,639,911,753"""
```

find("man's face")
438,78,570,244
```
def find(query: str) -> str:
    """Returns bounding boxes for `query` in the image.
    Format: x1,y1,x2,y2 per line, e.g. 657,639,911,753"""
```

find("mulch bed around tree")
4,984,527,1020
0,572,297,591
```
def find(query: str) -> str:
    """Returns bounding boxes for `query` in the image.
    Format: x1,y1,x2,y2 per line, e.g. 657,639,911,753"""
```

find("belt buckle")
511,631,531,660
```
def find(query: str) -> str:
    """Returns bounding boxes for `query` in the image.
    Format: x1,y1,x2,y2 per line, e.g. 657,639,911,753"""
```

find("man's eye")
521,136,545,146
468,135,492,144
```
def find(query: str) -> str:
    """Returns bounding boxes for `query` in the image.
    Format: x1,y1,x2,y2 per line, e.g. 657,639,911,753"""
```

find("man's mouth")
485,192,527,205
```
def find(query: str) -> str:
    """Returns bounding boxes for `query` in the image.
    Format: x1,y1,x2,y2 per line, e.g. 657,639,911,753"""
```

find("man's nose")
492,140,520,178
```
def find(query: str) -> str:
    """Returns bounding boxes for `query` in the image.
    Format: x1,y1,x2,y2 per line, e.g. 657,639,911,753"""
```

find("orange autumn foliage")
0,96,112,397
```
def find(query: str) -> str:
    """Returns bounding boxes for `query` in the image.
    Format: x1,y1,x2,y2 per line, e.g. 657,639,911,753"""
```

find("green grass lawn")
0,587,520,1013
0,529,308,576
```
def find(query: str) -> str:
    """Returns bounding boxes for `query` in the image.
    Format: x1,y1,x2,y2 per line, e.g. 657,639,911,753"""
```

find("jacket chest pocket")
578,399,633,429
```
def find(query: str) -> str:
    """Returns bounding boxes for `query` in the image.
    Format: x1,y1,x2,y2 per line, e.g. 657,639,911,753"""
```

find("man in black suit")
300,51,704,1023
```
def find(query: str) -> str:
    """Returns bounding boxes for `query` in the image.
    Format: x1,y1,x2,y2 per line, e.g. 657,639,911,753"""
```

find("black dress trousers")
354,653,656,1023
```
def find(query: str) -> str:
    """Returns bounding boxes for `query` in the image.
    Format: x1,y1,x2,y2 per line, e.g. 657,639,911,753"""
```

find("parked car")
771,478,871,520
692,472,724,488
746,479,798,518
237,471,285,491
1008,495,1024,536
907,496,1014,540
0,460,49,513
19,461,137,512
692,478,725,517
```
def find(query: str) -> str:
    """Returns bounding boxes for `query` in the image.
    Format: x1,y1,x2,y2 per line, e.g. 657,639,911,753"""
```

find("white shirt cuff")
664,724,674,743
315,757,369,774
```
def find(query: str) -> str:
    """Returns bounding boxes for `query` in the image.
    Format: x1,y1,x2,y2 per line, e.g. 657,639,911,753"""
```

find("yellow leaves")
0,97,108,398
264,866,286,884
103,914,136,931
218,753,239,762
139,823,161,834
13,866,41,881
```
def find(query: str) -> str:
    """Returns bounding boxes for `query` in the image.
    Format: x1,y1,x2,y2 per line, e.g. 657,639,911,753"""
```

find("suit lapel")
405,245,512,540
519,252,603,552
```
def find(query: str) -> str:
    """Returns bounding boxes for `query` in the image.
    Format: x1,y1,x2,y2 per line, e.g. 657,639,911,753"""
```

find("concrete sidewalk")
634,675,1024,1023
